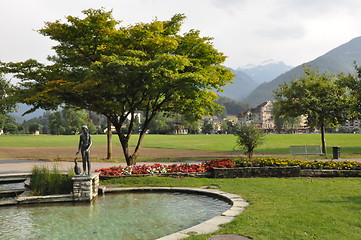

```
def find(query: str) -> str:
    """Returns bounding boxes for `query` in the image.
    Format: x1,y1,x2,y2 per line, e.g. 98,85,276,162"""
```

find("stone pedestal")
72,174,99,202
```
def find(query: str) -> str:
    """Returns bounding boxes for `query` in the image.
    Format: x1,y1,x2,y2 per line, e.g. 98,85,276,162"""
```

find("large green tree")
0,74,17,131
274,67,351,154
2,9,234,165
0,75,16,112
272,101,303,133
338,64,361,119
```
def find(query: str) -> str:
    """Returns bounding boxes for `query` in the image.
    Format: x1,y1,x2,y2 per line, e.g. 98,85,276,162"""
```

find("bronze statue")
76,125,92,175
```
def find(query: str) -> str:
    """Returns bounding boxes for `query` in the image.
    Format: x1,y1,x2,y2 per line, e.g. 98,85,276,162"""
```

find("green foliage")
48,111,65,135
274,67,352,153
0,74,16,115
1,8,234,165
234,125,266,159
201,118,216,134
339,64,361,119
30,165,75,195
216,96,248,116
28,123,40,133
22,112,50,134
272,101,302,133
48,107,97,135
221,119,238,134
0,114,21,134
147,112,201,134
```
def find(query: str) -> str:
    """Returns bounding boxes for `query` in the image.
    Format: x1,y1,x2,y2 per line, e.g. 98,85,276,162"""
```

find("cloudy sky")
1,0,361,69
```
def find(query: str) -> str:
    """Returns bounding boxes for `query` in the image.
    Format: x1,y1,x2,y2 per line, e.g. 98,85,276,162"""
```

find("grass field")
1,133,361,156
102,177,361,240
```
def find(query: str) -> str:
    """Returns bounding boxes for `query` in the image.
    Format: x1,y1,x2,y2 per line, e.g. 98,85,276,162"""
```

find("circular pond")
0,192,230,240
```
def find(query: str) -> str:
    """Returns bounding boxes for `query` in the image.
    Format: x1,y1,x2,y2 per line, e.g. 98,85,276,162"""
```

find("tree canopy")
274,67,351,154
1,9,234,164
0,74,16,115
337,64,361,120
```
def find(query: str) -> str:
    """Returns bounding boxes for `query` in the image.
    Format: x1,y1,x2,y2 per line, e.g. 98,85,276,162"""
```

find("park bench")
290,145,325,155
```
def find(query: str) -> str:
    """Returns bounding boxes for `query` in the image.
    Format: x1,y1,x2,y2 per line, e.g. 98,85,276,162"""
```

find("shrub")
234,158,361,170
234,125,266,159
30,165,75,195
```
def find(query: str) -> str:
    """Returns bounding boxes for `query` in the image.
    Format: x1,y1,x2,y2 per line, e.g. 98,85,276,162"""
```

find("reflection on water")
0,182,26,191
0,192,230,240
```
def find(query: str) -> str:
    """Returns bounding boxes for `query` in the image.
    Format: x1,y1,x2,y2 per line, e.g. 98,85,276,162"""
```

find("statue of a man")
76,125,92,175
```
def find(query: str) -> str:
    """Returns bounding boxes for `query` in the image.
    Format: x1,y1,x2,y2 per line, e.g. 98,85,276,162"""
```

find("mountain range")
243,36,361,106
238,59,293,84
219,60,292,101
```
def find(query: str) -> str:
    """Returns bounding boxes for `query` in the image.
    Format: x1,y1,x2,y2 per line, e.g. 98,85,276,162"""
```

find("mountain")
238,59,293,84
244,36,361,106
10,104,46,123
218,68,259,101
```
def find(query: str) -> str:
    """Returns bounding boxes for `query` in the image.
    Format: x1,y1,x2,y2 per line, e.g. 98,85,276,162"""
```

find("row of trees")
1,107,239,136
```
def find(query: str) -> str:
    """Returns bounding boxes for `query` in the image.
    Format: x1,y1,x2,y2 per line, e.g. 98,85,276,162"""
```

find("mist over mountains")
243,36,361,106
219,60,293,101
238,59,293,84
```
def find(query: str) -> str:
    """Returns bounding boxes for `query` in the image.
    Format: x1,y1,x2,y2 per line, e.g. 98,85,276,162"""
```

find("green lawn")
1,133,361,155
102,177,361,240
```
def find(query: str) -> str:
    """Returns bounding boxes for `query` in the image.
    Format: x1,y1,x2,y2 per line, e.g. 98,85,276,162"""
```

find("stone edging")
102,187,248,240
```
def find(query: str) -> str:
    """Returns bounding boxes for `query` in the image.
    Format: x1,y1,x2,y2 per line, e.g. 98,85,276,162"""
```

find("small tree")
29,123,41,134
202,118,215,134
234,124,265,159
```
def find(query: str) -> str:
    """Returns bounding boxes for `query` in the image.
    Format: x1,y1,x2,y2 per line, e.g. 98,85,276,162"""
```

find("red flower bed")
203,158,235,171
95,159,233,176
167,163,206,173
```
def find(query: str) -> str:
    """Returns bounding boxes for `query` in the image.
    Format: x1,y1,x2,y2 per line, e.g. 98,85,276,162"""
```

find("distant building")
237,101,308,133
338,120,361,132
237,101,275,131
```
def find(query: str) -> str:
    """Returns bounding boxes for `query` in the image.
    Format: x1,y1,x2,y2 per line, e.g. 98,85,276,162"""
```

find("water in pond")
0,182,26,191
0,192,230,240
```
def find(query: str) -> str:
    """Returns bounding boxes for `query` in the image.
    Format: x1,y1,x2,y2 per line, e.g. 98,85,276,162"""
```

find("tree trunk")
320,123,327,155
111,112,154,166
117,133,132,166
106,117,112,160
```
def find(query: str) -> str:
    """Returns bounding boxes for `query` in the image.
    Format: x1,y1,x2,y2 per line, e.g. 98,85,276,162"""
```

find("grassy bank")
1,133,361,155
102,177,361,240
